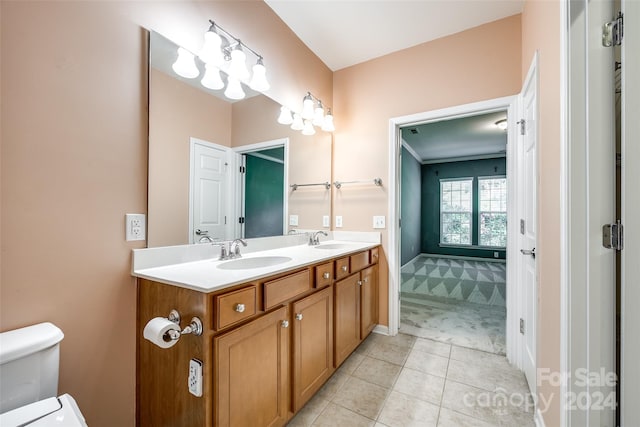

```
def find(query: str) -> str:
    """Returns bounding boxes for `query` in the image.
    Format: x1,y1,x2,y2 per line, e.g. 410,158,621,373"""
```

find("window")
479,177,507,247
440,179,473,245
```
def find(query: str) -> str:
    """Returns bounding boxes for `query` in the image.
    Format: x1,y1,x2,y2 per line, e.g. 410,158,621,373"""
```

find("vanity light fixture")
277,92,336,135
171,20,270,101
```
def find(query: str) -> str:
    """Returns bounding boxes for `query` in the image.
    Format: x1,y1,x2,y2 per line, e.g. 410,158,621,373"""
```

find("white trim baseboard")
419,253,506,264
373,325,389,336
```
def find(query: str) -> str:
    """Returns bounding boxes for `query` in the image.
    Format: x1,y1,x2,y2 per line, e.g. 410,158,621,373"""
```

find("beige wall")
0,1,332,425
148,68,231,247
332,15,523,326
521,0,562,425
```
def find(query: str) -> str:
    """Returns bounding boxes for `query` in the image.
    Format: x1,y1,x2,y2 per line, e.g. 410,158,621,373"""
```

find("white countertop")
132,232,380,293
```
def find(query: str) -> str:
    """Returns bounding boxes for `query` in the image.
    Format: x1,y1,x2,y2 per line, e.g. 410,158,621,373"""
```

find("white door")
621,1,640,424
190,138,231,243
519,56,537,395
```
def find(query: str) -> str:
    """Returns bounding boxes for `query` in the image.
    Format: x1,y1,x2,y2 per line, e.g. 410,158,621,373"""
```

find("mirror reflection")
148,32,332,247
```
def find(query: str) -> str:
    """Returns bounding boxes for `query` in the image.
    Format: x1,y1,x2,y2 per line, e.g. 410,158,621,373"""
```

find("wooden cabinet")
214,306,289,427
291,286,333,411
137,246,379,427
334,273,361,366
360,265,378,338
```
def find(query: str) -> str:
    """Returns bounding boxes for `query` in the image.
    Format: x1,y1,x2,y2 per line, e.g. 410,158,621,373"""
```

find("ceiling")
264,0,524,71
401,111,508,162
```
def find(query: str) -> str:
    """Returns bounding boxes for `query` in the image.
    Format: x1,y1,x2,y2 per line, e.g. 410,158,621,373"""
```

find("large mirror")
148,32,332,247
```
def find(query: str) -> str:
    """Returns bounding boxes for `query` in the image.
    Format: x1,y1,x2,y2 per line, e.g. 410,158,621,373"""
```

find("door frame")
188,137,234,243
388,95,522,362
232,138,289,238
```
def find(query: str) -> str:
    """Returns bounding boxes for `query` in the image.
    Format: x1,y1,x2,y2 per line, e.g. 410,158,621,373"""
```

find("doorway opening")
399,111,509,355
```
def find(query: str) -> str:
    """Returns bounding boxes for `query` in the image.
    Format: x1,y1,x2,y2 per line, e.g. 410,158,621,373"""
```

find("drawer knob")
341,265,348,272
373,252,378,258
323,272,330,279
295,313,303,321
357,280,363,286
364,278,369,283
235,303,245,313
281,320,289,328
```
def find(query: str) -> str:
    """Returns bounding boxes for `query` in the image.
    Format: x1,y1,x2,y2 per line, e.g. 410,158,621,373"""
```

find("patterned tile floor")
287,333,534,427
400,256,507,355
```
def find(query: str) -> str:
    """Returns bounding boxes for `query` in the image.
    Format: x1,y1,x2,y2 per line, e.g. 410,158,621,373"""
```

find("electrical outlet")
125,214,146,241
373,215,386,229
494,252,499,258
322,215,330,227
188,358,203,397
289,215,299,226
335,216,343,228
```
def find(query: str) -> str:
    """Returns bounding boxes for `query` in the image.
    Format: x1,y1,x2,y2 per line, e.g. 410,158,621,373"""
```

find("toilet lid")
0,394,86,427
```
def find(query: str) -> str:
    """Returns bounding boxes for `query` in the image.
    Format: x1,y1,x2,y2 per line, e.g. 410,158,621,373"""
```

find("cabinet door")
334,273,361,367
360,265,378,339
214,306,289,427
292,286,334,411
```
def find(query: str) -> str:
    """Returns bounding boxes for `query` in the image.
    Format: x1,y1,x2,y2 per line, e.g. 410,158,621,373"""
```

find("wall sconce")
171,20,270,100
277,92,335,135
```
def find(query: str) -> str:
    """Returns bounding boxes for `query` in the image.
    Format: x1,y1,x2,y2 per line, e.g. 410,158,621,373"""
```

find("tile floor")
287,333,534,427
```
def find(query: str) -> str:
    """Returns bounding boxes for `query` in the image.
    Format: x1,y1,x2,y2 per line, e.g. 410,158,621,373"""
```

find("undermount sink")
313,243,352,250
217,256,293,270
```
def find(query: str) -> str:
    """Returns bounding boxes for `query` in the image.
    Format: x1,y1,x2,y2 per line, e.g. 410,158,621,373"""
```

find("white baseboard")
534,408,546,427
401,253,423,268
373,325,390,336
421,253,507,263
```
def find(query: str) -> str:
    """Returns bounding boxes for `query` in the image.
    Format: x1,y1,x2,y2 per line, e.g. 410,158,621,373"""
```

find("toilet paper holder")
166,309,203,339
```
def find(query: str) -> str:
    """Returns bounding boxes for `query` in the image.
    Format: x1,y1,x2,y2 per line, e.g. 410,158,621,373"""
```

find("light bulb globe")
172,47,199,79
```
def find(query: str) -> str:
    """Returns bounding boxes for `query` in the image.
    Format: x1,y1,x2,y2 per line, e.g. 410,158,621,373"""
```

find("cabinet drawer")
264,269,312,309
315,262,334,288
370,247,379,264
350,251,370,272
335,257,350,280
215,286,257,330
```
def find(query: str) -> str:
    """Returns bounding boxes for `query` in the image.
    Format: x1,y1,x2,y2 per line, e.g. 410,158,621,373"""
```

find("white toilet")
0,322,87,426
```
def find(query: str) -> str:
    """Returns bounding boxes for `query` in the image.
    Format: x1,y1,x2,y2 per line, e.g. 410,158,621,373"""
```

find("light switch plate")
335,216,343,228
289,215,299,226
322,215,330,227
373,215,386,229
125,213,146,241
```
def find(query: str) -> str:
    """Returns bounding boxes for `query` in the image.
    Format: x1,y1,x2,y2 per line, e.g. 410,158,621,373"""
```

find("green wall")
244,152,284,238
401,147,422,265
421,158,507,259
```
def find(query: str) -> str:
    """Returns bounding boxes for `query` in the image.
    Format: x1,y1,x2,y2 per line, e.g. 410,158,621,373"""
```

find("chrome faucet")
309,231,328,246
230,239,248,258
198,235,214,243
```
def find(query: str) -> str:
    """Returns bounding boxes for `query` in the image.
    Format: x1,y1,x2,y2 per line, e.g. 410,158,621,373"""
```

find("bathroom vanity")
133,237,379,427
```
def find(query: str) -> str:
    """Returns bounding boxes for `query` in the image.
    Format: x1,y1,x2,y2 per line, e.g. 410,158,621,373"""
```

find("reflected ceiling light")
312,100,325,126
321,109,335,132
494,119,508,130
228,45,250,80
302,120,316,136
224,76,245,100
172,48,199,79
278,106,294,125
291,113,304,131
249,57,270,91
201,63,224,90
301,93,315,120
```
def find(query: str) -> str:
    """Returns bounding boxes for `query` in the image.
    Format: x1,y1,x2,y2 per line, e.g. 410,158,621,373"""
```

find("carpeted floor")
400,255,507,354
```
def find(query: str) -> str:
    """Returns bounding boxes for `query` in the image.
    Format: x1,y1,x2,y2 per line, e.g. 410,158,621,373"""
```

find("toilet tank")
0,322,64,413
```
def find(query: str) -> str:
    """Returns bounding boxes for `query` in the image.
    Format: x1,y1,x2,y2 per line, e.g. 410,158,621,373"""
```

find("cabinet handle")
281,320,289,328
364,278,369,283
295,313,303,321
235,303,245,313
323,272,330,279
341,265,348,272
357,280,363,286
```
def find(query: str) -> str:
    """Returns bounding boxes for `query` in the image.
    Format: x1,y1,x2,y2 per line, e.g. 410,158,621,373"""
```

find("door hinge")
520,318,525,335
520,219,525,235
603,12,623,47
238,217,245,224
239,166,246,173
602,220,623,250
517,119,526,135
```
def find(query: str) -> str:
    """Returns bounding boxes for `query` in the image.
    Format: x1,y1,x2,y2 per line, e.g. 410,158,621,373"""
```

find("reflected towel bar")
333,178,382,189
290,182,331,191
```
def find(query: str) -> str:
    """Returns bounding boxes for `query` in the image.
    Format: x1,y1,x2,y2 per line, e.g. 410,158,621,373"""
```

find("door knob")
195,229,208,235
520,248,536,259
